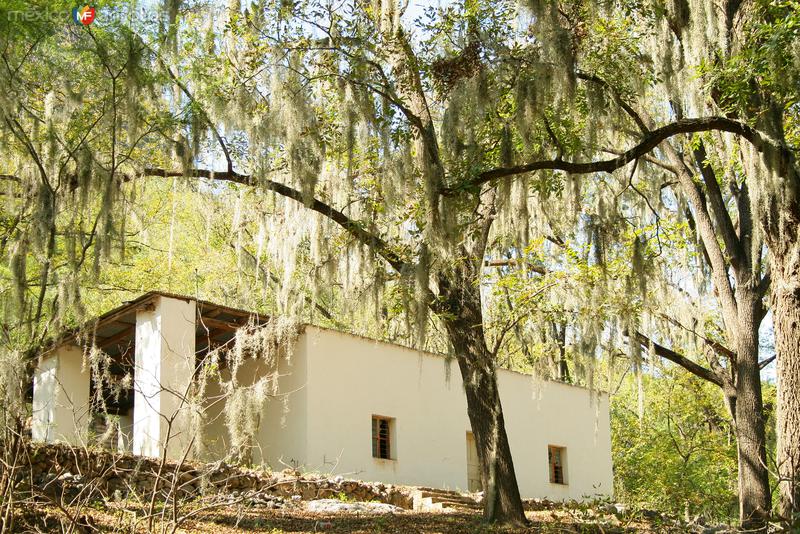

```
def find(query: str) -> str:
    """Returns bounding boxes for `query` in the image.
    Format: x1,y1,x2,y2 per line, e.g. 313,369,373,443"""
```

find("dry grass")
11,501,683,533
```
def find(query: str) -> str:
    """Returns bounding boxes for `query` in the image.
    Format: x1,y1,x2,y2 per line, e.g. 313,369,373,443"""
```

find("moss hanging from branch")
196,317,302,463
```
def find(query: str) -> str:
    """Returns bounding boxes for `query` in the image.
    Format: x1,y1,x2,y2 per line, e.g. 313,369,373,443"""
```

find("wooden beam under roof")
196,327,230,344
199,302,262,321
96,325,135,349
218,307,256,318
89,300,153,331
197,316,244,331
201,307,224,319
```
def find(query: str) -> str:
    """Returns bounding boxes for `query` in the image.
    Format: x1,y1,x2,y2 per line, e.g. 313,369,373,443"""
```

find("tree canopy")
1,0,799,528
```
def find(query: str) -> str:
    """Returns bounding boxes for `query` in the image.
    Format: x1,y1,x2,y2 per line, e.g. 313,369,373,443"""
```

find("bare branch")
661,144,740,336
692,141,746,270
656,312,736,361
483,258,547,275
634,331,726,387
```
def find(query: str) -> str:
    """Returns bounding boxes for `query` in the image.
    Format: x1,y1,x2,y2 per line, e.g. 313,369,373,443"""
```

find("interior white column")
31,345,90,445
133,295,196,460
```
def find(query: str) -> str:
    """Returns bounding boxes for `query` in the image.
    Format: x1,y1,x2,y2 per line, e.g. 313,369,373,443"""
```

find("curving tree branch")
142,167,408,274
445,116,793,195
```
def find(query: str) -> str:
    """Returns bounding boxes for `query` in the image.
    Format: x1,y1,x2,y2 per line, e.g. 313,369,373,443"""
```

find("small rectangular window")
372,416,392,459
548,445,566,485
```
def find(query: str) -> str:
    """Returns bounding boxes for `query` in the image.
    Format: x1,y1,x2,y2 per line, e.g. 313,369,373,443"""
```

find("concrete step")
432,498,480,509
411,488,480,512
417,490,476,504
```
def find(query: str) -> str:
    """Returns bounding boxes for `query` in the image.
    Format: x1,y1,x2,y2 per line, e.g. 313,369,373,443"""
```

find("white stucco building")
31,292,614,501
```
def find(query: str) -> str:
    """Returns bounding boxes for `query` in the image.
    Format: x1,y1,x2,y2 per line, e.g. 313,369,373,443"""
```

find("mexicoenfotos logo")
72,5,96,25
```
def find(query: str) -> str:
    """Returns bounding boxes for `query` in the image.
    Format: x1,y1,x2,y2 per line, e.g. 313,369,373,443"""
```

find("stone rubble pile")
17,442,413,509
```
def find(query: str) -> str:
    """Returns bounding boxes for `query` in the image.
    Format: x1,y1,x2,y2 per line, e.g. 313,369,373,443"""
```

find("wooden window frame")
548,445,567,485
371,416,393,460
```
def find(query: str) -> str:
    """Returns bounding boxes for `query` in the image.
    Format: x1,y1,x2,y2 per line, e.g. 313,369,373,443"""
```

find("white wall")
133,296,196,460
198,365,229,461
497,372,613,499
31,345,90,445
296,326,613,500
302,327,467,488
199,341,307,468
254,337,308,470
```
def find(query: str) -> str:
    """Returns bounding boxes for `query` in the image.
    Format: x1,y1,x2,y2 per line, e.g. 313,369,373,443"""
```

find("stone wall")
18,442,413,509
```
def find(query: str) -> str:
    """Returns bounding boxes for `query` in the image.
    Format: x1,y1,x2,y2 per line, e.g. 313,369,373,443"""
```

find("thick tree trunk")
750,100,800,525
438,268,528,526
773,255,800,524
733,297,771,529
664,141,772,527
456,347,527,524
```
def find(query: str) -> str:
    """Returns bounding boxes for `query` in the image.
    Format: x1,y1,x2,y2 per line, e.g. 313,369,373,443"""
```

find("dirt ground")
13,502,689,533
179,508,674,533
